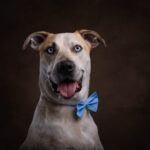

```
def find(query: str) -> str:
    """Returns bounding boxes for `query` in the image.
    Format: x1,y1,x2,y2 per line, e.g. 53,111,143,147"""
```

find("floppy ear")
23,31,49,51
78,29,106,49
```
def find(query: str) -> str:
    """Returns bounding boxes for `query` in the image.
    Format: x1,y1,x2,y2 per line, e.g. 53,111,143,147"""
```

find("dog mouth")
50,76,82,99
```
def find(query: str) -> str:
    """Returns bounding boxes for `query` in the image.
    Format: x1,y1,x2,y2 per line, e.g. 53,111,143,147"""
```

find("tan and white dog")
20,29,106,150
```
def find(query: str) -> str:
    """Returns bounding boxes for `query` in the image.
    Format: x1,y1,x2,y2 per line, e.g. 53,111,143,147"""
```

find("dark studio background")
0,0,150,150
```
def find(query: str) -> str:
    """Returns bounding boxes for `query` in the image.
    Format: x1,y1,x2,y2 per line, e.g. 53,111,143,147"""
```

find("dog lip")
75,75,83,92
50,79,59,93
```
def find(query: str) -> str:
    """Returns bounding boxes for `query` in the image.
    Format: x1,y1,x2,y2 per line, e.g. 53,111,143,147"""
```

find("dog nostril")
66,64,73,72
57,61,75,75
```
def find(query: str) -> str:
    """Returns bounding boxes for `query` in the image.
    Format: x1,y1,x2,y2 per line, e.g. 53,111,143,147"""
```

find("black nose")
57,60,75,75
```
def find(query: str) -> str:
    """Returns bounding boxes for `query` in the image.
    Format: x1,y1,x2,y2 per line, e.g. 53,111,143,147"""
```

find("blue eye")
46,43,56,54
73,45,82,52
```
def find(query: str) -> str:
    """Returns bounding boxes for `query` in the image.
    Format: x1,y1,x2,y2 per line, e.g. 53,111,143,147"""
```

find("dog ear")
23,31,49,51
78,29,106,49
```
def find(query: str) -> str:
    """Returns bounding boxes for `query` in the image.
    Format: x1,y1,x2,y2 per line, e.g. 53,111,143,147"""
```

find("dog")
20,29,106,150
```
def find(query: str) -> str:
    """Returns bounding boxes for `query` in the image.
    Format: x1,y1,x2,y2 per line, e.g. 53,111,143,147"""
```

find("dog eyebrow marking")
48,42,56,49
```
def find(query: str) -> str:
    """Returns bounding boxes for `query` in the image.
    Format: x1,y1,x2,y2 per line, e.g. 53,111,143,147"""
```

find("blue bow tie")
76,92,98,119
64,92,99,119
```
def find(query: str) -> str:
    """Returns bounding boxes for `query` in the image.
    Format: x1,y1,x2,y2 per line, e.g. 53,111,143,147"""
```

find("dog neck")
37,93,89,122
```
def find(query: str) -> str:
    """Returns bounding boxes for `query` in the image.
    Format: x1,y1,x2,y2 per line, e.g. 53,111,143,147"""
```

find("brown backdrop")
0,0,150,150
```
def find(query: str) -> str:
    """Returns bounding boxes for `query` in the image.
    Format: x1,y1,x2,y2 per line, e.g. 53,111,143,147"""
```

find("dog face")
23,30,106,104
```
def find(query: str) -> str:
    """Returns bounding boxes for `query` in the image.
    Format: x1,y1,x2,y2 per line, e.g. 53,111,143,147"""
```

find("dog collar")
63,92,99,119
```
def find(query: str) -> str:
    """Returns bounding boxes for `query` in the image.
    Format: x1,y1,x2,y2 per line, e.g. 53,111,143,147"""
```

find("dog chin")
49,76,83,100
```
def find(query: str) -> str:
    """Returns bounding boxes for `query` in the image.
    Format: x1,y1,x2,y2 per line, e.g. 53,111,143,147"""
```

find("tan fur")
39,34,55,55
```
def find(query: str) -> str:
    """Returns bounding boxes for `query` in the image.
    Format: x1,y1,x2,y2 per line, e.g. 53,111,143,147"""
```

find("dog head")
23,30,106,104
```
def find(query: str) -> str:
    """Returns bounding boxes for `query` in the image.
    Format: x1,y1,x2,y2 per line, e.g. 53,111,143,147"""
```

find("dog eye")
73,45,82,52
46,46,55,54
